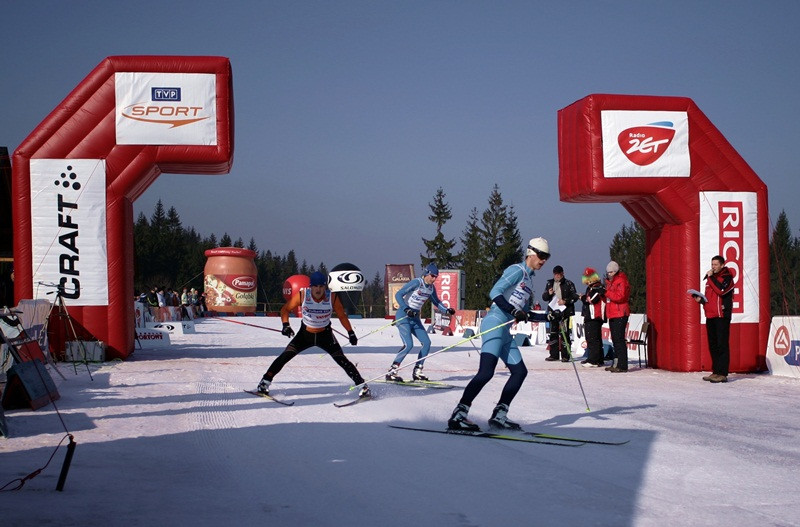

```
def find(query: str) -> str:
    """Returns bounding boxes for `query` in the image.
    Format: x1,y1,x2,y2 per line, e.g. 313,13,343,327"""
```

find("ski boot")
358,384,372,399
488,403,521,430
448,403,480,431
256,378,271,395
385,363,404,382
412,364,429,381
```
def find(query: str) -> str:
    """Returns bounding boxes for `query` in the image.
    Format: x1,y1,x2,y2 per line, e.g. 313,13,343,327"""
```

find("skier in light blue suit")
448,237,550,431
386,263,455,382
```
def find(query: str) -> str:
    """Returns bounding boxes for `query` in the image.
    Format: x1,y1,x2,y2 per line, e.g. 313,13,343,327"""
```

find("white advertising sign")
699,191,759,323
766,317,800,378
601,110,690,178
115,72,217,145
30,159,108,305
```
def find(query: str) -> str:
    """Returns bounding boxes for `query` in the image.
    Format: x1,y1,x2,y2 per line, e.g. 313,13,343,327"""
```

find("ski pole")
350,319,513,390
214,317,284,333
559,319,591,412
328,316,409,355
356,316,407,341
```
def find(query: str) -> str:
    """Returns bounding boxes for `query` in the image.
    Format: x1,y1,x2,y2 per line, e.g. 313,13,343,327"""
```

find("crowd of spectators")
137,285,206,322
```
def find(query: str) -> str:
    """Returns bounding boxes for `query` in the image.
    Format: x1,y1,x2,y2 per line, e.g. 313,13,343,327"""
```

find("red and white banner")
699,191,759,323
30,159,108,305
601,110,690,178
115,72,217,145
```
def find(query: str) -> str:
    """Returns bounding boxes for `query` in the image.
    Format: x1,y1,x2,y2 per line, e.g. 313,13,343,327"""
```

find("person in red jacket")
604,261,631,372
694,255,735,383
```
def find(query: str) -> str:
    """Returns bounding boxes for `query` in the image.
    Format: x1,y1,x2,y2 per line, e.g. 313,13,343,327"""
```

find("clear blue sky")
3,1,799,288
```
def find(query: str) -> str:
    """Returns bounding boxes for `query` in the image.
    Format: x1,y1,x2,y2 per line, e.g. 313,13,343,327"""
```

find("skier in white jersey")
386,263,456,382
448,237,550,431
255,272,370,398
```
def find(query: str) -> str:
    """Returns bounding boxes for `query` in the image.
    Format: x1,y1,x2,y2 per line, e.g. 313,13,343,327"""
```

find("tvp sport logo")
121,86,209,128
617,121,676,166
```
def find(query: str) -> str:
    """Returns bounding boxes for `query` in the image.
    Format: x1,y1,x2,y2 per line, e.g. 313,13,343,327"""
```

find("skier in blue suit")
386,263,455,382
448,237,550,431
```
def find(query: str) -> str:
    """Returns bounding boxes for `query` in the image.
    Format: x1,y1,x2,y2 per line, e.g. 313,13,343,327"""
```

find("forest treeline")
134,191,800,316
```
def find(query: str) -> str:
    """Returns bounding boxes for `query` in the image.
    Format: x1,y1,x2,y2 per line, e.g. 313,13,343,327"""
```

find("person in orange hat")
580,267,606,367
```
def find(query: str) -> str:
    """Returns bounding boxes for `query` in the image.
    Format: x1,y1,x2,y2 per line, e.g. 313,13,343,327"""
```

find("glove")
281,322,295,338
348,330,358,346
404,308,419,318
446,308,456,315
547,309,563,322
512,309,528,323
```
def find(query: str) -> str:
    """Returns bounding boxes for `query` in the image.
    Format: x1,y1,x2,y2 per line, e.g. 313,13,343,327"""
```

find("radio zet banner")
699,191,759,324
30,159,108,305
601,110,690,178
115,72,217,145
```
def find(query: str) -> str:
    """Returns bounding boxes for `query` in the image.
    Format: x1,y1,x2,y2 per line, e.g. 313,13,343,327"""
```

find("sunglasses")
528,245,550,260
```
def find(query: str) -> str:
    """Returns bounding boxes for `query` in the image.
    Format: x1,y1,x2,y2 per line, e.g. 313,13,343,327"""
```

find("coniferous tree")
359,271,385,318
769,210,800,316
219,233,232,247
480,185,521,282
460,208,491,309
609,222,646,313
421,187,458,269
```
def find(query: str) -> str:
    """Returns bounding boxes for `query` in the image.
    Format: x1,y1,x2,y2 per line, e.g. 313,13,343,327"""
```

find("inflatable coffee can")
203,248,258,313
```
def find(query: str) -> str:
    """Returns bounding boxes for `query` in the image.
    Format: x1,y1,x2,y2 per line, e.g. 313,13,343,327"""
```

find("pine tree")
421,187,457,269
769,210,800,316
460,208,491,309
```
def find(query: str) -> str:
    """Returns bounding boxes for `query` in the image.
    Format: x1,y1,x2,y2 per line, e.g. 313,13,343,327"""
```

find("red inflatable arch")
12,56,234,360
558,94,768,372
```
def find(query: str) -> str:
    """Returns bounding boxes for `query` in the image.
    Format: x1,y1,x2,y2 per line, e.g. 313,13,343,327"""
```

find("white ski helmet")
526,237,550,258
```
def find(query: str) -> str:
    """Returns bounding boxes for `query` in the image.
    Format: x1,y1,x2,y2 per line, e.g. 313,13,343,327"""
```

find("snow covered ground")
2,317,799,527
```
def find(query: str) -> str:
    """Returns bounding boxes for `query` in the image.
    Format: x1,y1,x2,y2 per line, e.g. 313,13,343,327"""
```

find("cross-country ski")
243,390,295,406
388,425,585,447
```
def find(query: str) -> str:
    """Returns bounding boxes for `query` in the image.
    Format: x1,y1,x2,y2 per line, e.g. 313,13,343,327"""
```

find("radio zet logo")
617,121,676,166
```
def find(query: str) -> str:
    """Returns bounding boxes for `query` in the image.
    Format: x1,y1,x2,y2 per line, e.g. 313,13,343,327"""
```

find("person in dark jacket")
541,265,579,362
579,268,607,367
694,255,735,383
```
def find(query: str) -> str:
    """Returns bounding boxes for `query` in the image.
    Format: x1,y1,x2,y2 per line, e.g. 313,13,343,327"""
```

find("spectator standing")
579,267,606,367
604,261,631,373
541,265,579,362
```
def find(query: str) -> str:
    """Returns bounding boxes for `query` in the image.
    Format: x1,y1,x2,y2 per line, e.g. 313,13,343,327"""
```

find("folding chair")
627,319,649,367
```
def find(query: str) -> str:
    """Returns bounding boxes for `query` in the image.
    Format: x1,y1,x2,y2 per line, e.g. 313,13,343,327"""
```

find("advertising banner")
766,317,800,378
601,110,690,178
115,72,217,145
385,264,415,318
431,269,464,333
699,191,759,323
30,159,108,305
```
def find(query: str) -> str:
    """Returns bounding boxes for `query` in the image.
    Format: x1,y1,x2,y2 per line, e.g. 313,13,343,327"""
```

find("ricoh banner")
699,191,759,323
30,159,108,305
115,72,217,145
601,110,690,178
